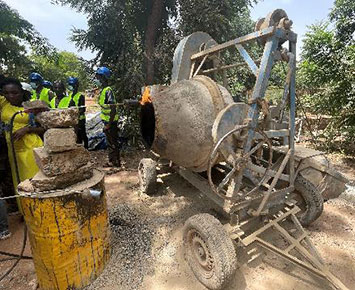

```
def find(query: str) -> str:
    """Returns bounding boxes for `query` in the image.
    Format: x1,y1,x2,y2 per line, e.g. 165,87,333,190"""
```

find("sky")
5,0,334,61
250,0,334,57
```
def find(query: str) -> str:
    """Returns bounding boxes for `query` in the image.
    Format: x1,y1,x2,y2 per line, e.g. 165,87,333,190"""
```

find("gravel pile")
87,203,155,290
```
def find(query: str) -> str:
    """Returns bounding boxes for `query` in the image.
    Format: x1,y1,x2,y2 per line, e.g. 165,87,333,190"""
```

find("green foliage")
30,51,91,90
329,0,355,44
178,0,256,42
298,1,355,153
53,0,257,97
0,0,55,77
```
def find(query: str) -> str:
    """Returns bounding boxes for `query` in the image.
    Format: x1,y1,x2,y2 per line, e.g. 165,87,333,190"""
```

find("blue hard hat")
29,72,43,82
96,67,111,79
67,76,79,86
42,80,53,87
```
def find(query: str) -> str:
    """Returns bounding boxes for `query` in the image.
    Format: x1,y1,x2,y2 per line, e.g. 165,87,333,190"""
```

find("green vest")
69,92,85,121
98,87,118,122
50,96,71,109
31,88,51,105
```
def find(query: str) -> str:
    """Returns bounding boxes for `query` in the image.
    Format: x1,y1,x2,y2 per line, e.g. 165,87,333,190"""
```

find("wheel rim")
187,230,214,278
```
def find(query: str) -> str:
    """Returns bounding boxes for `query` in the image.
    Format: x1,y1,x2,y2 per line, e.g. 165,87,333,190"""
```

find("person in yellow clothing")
0,78,44,192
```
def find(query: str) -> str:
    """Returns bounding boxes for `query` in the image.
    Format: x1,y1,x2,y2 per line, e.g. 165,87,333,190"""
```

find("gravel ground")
87,203,155,290
1,150,354,290
87,168,355,290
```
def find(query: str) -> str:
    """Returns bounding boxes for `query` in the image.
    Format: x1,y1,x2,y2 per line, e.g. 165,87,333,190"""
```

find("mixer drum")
141,76,233,172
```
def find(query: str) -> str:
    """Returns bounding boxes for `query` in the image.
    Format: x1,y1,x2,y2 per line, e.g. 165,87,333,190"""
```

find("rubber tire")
138,158,157,195
294,175,324,226
183,213,237,290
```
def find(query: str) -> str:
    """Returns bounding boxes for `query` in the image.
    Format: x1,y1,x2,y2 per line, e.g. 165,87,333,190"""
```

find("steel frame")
241,204,348,290
175,25,349,290
188,27,297,216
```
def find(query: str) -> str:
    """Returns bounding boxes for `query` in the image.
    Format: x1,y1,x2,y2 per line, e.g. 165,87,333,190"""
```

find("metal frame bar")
202,60,261,74
254,150,291,215
192,55,208,78
236,44,259,76
288,41,297,185
191,26,276,61
241,206,348,290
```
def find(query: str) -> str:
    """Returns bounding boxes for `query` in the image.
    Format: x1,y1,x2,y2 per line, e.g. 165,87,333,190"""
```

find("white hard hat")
21,82,32,92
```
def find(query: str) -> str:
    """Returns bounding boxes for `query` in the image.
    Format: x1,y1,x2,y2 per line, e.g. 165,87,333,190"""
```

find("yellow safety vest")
98,87,118,122
50,96,71,109
31,88,51,106
69,92,86,121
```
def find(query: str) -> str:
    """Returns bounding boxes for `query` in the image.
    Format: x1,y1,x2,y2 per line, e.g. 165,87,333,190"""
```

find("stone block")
44,128,77,153
36,108,78,129
17,179,35,193
34,146,90,177
31,163,93,191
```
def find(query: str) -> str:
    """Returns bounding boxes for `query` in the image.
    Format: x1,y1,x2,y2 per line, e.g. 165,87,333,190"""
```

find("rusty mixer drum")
141,75,234,172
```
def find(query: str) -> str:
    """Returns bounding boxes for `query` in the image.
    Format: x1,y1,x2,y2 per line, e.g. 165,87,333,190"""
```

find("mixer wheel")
183,213,237,290
138,158,157,195
294,175,324,226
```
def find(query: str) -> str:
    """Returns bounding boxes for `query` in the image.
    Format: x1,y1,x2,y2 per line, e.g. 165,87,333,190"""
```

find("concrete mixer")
138,9,349,290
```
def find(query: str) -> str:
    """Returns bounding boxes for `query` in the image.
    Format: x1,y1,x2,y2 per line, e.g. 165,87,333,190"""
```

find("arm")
78,94,86,115
12,126,45,141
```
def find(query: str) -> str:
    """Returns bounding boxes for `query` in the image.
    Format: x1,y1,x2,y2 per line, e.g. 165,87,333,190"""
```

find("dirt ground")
0,150,354,290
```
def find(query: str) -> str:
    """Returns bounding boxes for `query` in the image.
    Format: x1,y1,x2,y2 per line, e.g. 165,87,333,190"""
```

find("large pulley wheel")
183,214,237,290
138,158,157,195
207,124,273,201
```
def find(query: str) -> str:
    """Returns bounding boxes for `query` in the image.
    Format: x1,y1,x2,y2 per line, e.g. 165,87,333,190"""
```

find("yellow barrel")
19,170,111,290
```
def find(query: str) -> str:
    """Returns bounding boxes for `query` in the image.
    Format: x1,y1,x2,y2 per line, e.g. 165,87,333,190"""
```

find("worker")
50,80,72,109
21,82,33,99
67,77,88,148
42,80,53,90
0,78,44,198
95,67,120,167
29,72,55,106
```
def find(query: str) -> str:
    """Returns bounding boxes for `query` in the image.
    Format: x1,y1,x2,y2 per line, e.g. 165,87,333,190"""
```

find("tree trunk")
144,0,163,85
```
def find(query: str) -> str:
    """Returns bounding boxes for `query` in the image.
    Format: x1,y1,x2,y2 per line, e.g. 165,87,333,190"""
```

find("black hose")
0,251,32,260
0,111,29,283
0,225,28,282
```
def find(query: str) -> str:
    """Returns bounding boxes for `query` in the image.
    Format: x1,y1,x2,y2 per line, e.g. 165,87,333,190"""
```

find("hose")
0,251,32,260
0,225,28,282
0,111,30,283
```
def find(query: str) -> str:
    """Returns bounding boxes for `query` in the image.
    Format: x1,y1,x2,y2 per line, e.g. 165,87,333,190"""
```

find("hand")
12,127,30,141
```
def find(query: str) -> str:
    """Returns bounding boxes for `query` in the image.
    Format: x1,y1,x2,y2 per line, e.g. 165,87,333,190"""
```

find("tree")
298,0,355,153
30,51,91,90
53,0,257,96
329,0,355,44
0,0,54,78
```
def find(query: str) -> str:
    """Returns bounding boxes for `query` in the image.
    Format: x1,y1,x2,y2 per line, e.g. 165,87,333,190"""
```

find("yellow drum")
19,170,111,290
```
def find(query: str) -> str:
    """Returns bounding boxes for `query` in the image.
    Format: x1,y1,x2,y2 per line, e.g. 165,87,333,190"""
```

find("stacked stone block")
29,108,93,191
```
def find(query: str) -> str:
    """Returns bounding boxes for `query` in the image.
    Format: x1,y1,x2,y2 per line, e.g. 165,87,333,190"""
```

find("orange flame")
140,86,152,105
